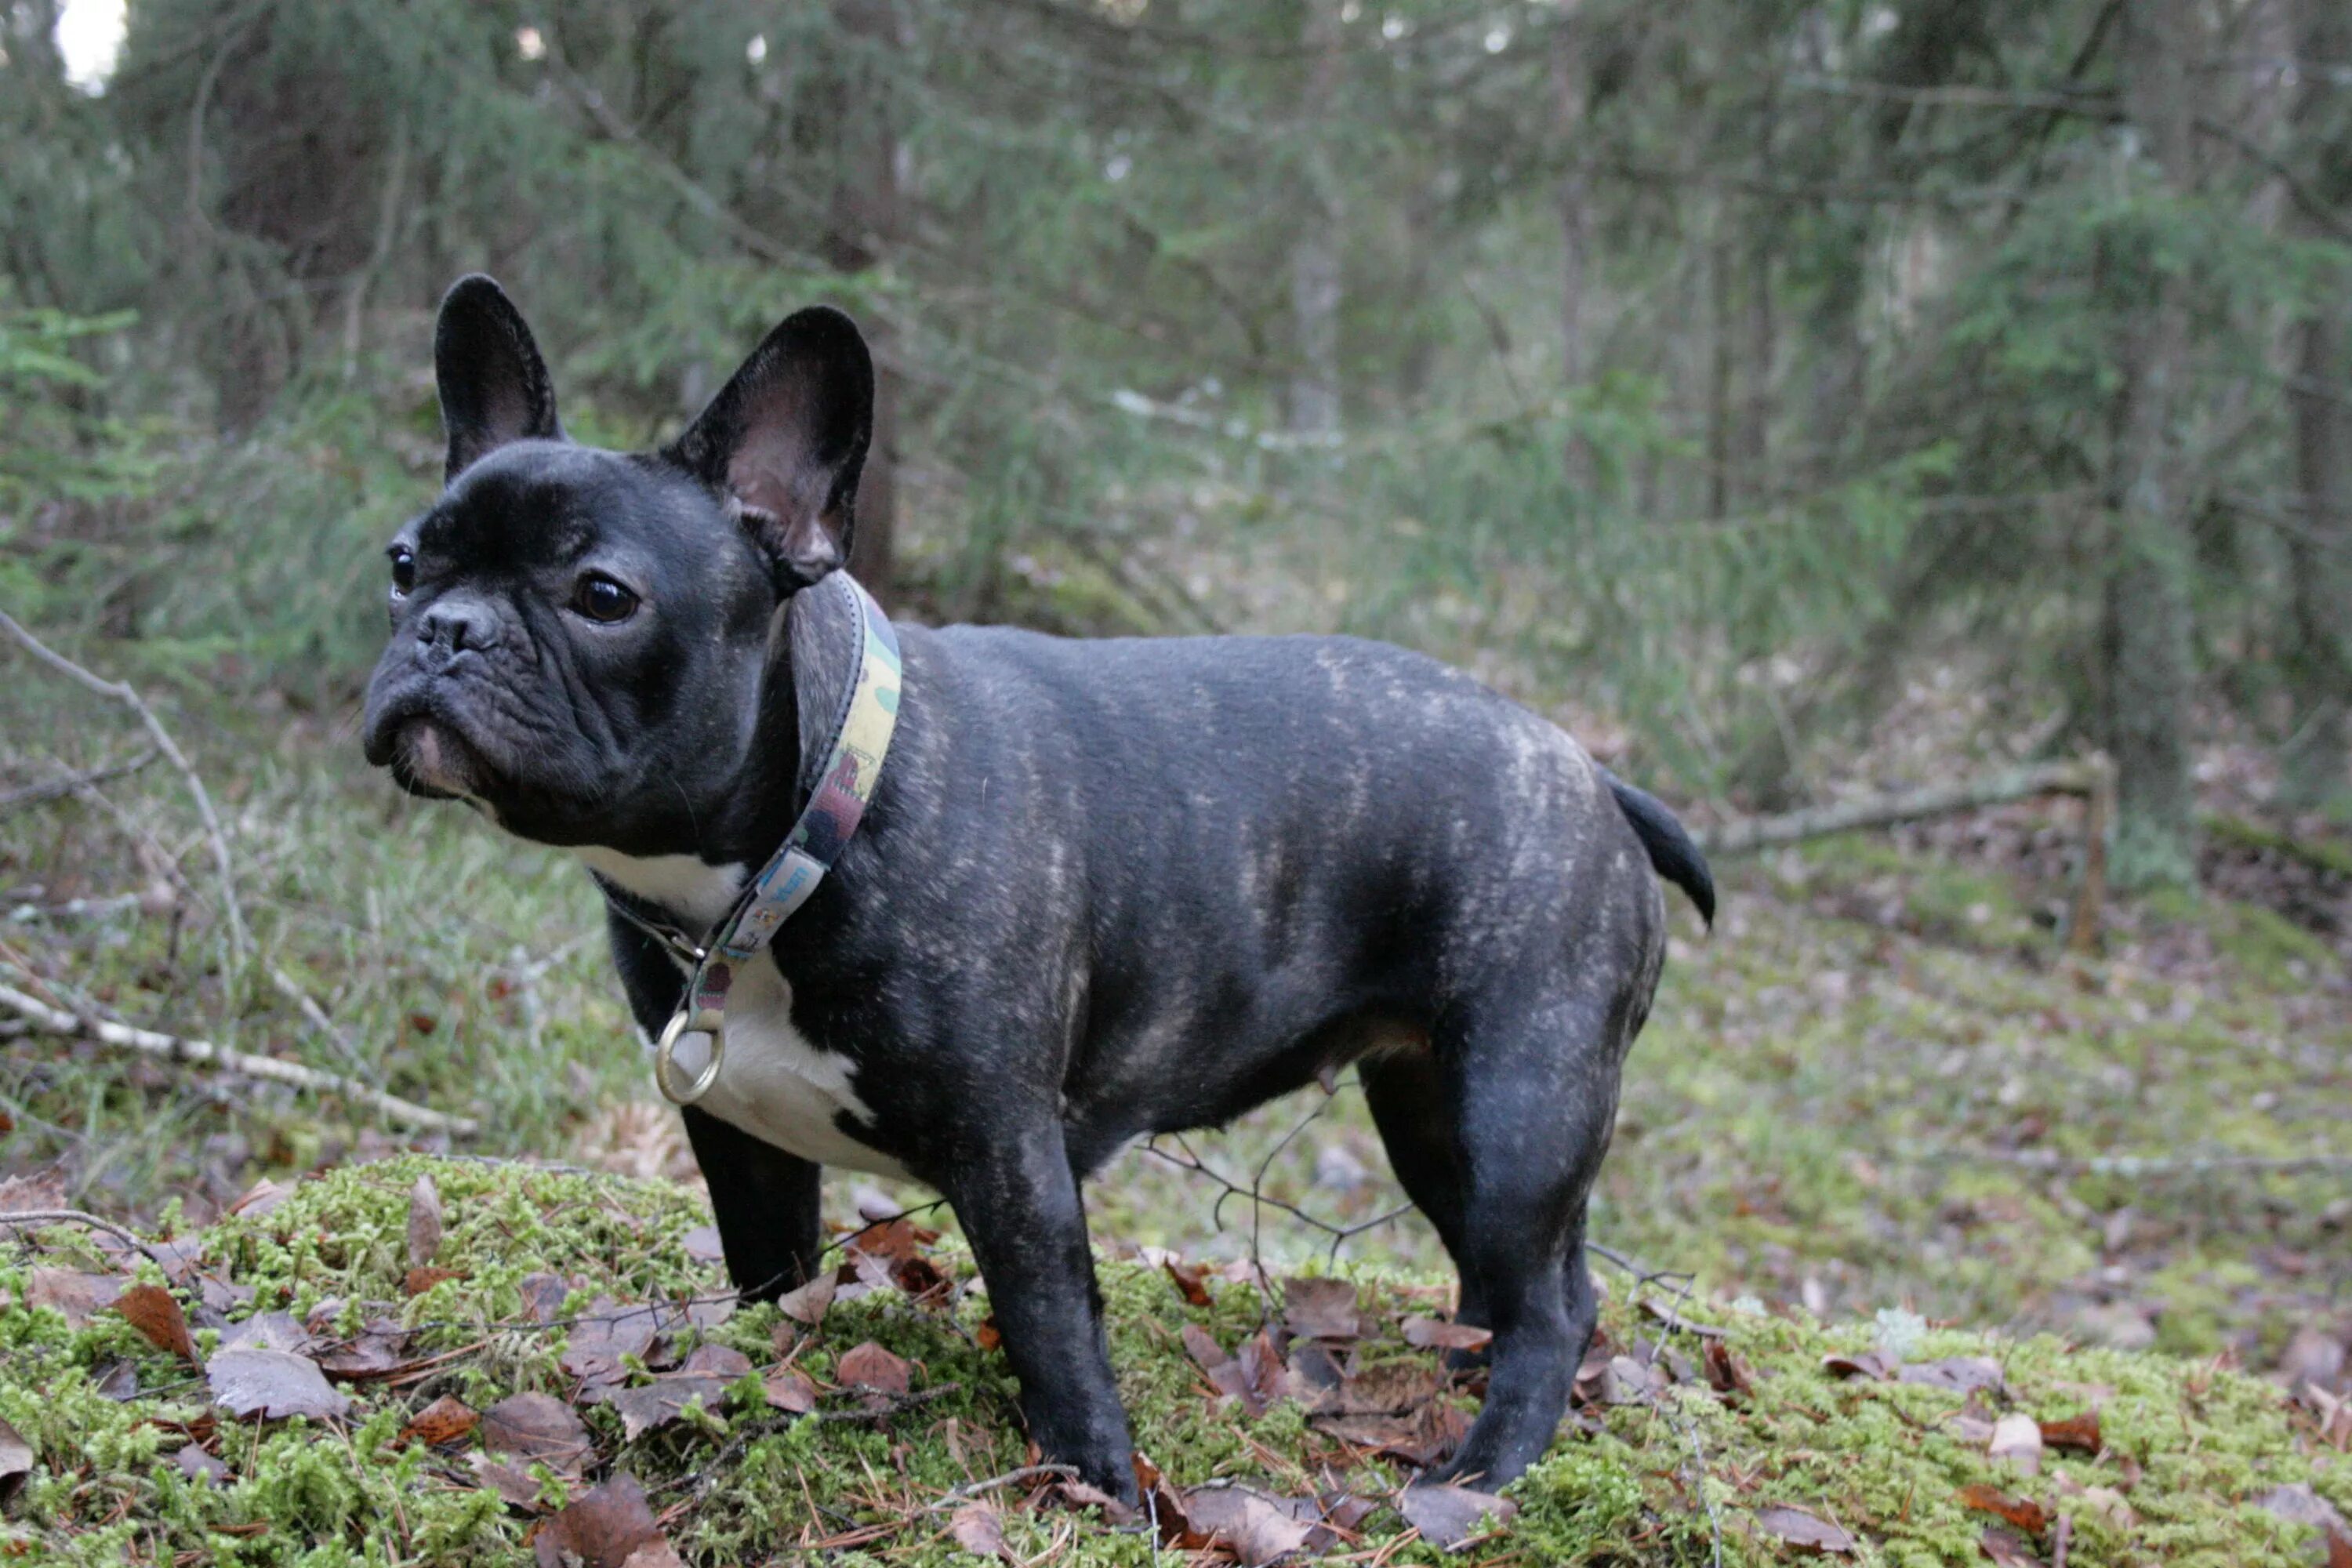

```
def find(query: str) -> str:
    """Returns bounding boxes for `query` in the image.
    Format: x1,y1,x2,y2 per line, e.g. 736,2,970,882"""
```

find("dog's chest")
578,848,908,1179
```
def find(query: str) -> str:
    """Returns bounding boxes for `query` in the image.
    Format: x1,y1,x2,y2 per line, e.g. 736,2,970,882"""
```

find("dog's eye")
388,545,416,595
574,574,639,624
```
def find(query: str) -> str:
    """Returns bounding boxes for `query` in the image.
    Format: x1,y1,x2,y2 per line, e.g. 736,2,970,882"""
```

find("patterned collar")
604,571,902,1105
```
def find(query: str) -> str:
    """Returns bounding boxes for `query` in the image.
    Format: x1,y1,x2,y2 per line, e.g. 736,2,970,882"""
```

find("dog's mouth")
372,710,495,803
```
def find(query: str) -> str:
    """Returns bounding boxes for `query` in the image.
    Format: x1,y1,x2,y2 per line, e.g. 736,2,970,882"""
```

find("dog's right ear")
434,275,562,484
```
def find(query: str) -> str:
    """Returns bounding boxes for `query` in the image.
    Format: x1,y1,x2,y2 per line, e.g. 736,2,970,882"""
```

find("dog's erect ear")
666,307,873,592
434,275,562,484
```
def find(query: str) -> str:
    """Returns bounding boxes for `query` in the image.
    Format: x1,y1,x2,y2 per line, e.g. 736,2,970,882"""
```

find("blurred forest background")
4,0,2352,1403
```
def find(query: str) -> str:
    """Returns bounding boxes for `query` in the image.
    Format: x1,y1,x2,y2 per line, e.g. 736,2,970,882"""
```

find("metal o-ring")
655,1008,726,1105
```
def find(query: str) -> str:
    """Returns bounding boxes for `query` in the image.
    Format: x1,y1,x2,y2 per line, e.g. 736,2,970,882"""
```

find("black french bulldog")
364,277,1713,1501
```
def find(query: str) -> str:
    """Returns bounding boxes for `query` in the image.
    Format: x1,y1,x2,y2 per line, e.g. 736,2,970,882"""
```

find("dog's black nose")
417,595,502,656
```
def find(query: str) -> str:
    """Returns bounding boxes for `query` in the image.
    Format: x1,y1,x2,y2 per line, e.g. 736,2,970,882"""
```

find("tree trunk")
2281,0,2352,812
1706,227,1734,519
829,0,902,603
2100,0,2198,887
1287,0,1344,437
1552,6,1592,487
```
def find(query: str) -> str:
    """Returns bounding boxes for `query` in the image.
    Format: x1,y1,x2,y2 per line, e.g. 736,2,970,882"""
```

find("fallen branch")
1964,1147,2352,1178
0,1207,172,1269
0,612,248,965
932,1464,1079,1506
1691,754,2119,952
0,748,157,815
2202,813,2352,879
0,981,479,1138
1692,759,2107,858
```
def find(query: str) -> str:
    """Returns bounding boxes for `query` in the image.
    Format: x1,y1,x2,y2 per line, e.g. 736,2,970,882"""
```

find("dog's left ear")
666,307,873,593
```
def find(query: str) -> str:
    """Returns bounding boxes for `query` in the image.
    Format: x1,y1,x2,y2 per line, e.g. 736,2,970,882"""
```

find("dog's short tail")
1595,767,1715,929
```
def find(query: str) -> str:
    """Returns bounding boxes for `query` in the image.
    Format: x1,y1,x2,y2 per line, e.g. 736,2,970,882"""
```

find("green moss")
1795,837,2044,953
0,1156,2332,1564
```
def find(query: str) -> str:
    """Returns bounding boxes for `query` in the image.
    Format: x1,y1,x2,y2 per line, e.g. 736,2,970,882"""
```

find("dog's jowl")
364,276,1715,1500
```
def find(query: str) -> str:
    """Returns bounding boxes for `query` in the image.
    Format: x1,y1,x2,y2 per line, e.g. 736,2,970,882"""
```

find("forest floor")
2,702,2350,1564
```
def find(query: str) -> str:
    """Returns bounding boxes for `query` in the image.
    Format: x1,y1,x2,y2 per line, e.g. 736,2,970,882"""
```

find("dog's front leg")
940,1118,1135,1501
681,1105,822,1302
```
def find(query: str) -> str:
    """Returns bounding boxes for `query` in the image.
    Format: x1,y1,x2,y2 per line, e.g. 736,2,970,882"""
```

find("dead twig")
0,612,248,965
267,964,373,1080
0,1207,172,1269
0,979,478,1138
0,749,158,815
931,1463,1079,1506
1692,758,2104,858
1954,1147,2352,1177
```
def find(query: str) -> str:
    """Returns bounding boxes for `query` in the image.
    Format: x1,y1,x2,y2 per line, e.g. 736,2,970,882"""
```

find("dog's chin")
386,717,496,805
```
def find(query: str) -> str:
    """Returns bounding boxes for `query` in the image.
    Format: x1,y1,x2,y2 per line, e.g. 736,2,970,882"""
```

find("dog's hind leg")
1420,984,1628,1490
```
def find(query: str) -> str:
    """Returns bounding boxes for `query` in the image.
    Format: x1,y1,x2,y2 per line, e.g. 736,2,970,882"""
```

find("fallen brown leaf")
0,1416,31,1501
400,1395,478,1446
1753,1503,1856,1555
517,1272,572,1324
893,1254,953,1305
405,1175,442,1270
764,1368,817,1414
310,1319,413,1380
1959,1483,2050,1534
482,1392,593,1475
1397,1483,1518,1552
114,1283,199,1364
227,1178,289,1218
25,1268,125,1327
836,1341,912,1396
404,1266,463,1298
948,1501,1015,1562
532,1471,663,1568
220,1311,310,1356
677,1344,750,1379
2260,1483,2352,1552
775,1272,836,1327
1163,1257,1214,1308
1402,1316,1492,1353
0,1171,67,1214
2038,1410,2100,1454
1184,1486,1316,1565
1283,1276,1361,1341
1900,1356,2005,1395
209,1348,353,1421
681,1224,725,1263
1044,1478,1136,1523
1823,1348,1897,1381
1977,1526,2042,1566
468,1451,548,1511
173,1444,228,1486
843,1217,929,1262
561,1298,662,1386
1703,1339,1755,1397
609,1378,727,1440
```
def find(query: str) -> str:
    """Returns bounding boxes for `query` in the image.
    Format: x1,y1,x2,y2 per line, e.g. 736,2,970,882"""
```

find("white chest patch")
577,847,909,1179
574,848,749,932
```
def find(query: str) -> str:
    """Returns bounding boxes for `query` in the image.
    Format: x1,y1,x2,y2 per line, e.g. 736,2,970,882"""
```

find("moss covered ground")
2,1153,2345,1565
5,698,2352,1562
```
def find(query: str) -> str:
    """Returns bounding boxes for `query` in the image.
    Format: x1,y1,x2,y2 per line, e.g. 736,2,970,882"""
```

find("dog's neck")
575,575,878,928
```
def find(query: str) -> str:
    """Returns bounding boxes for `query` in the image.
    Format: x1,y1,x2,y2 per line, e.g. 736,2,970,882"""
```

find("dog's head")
361,276,872,849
